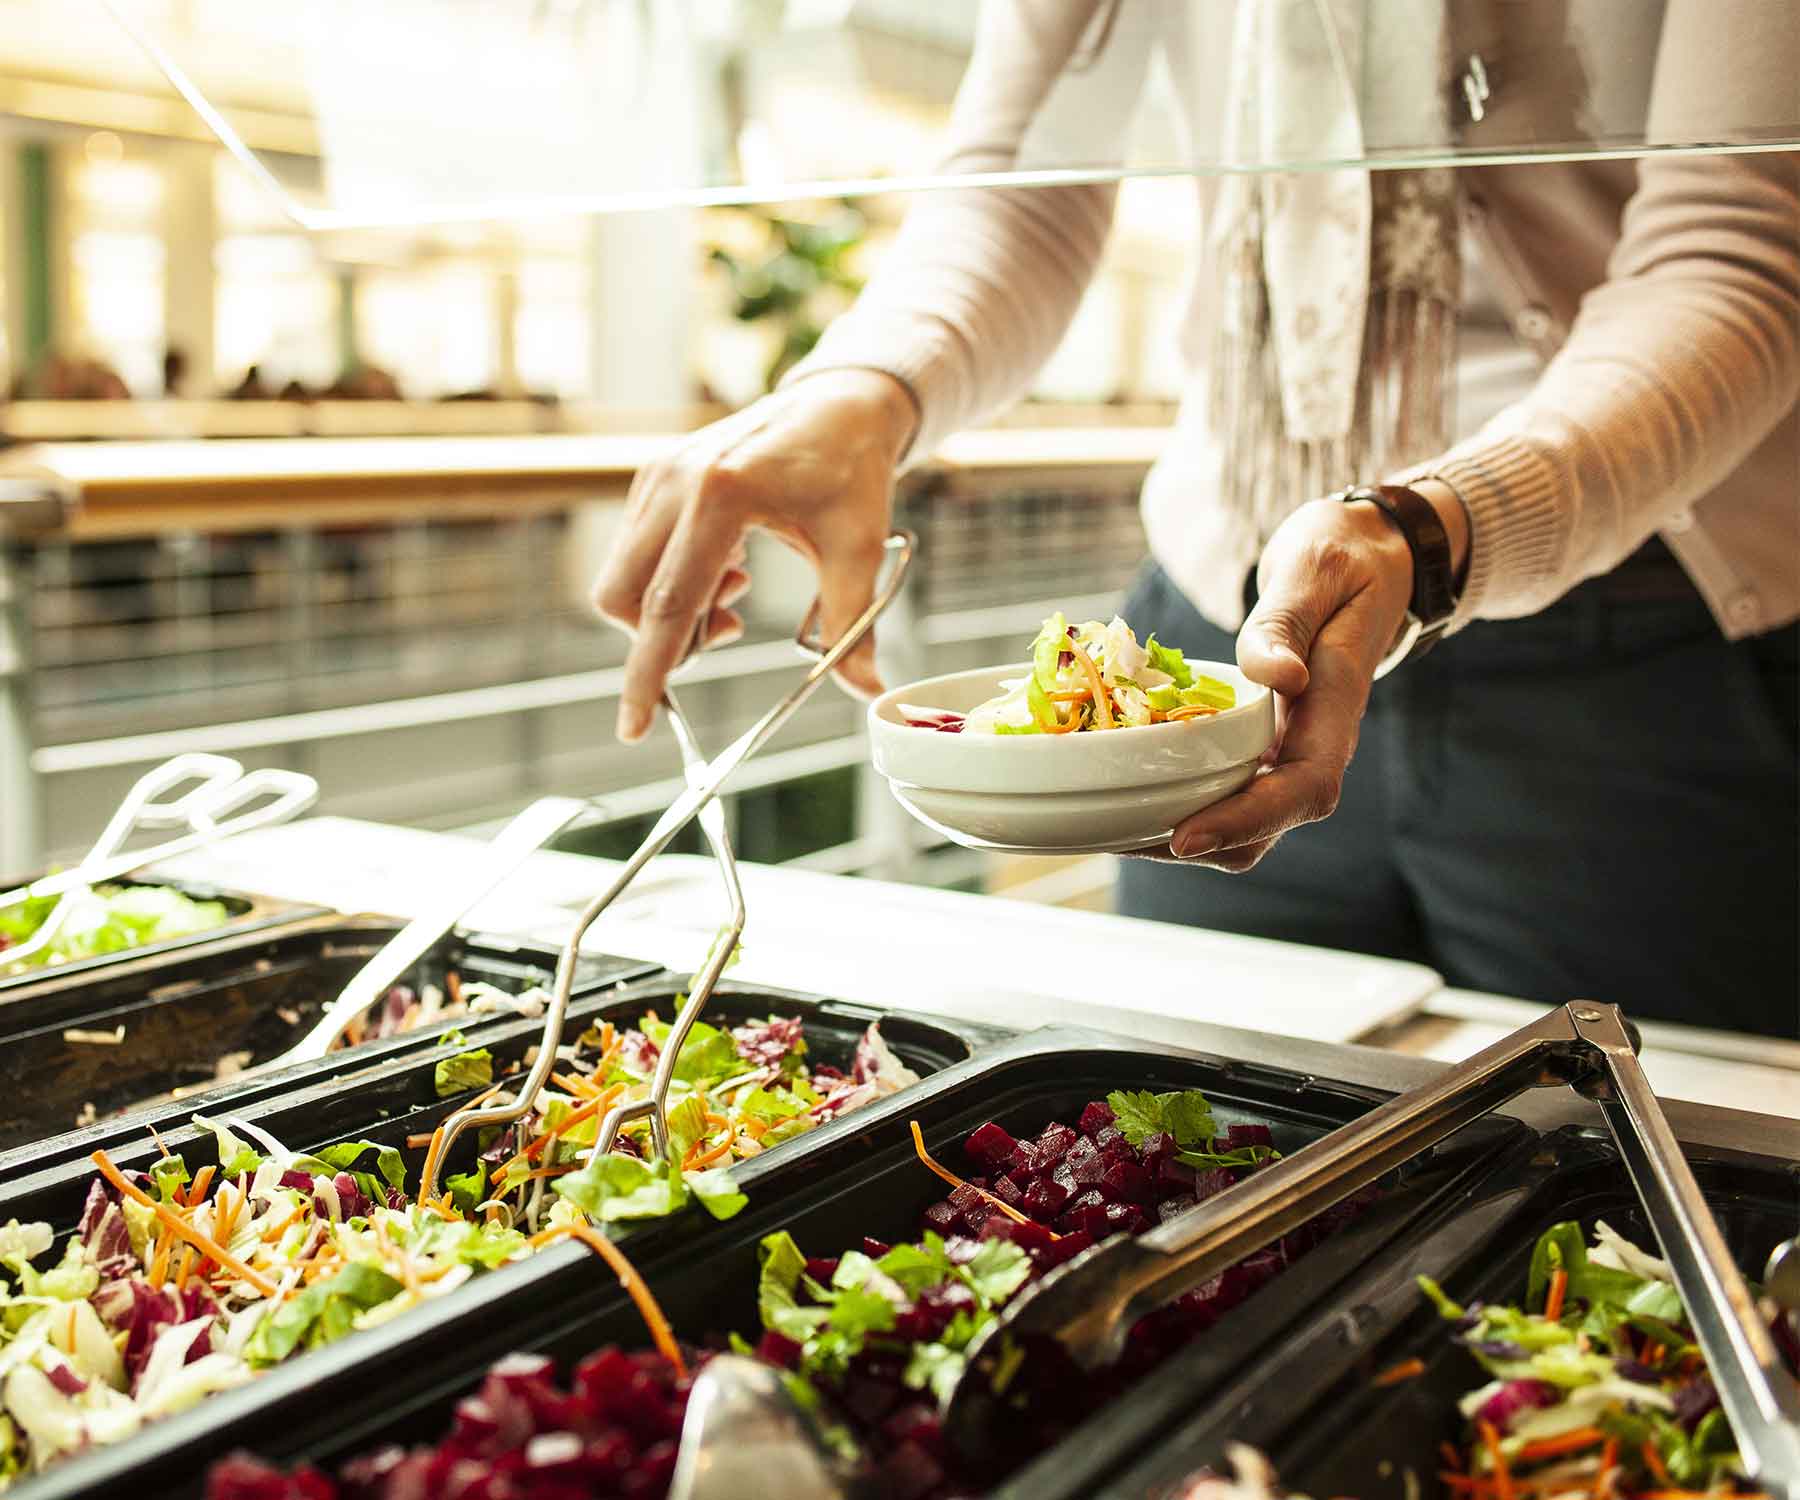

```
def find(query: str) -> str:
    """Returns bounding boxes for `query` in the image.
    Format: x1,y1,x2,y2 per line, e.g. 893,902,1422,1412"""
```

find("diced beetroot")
862,1236,892,1258
966,1175,989,1192
1100,1201,1147,1235
1077,1100,1115,1136
1020,1178,1070,1222
448,1395,504,1453
1092,1124,1125,1152
983,1217,1058,1258
1155,1156,1199,1192
336,1446,407,1495
921,1200,958,1234
1099,1159,1152,1206
1225,1123,1274,1151
894,1300,955,1343
882,1401,944,1457
990,1174,1025,1209
584,1429,635,1479
842,1368,902,1423
1050,1161,1078,1194
1038,1228,1095,1268
1192,1167,1238,1201
1006,1163,1039,1189
631,1440,679,1494
946,1184,985,1217
1033,1122,1077,1168
1002,1143,1036,1177
573,1346,636,1403
1055,1188,1105,1232
961,1202,994,1235
754,1329,803,1369
1138,1131,1176,1174
886,1438,947,1500
1157,1193,1199,1224
207,1455,337,1500
919,1280,977,1319
1072,1202,1115,1237
965,1121,1017,1167
1062,1135,1100,1176
804,1257,840,1286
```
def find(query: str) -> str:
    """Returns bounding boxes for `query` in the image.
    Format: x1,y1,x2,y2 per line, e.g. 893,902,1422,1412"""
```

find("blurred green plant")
708,202,868,391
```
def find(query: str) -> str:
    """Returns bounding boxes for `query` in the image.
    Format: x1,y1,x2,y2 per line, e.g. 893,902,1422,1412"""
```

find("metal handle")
260,795,593,1072
1570,1006,1800,1487
417,532,914,1201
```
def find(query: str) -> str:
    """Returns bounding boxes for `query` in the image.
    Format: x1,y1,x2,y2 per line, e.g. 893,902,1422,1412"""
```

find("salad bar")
1,777,1796,1500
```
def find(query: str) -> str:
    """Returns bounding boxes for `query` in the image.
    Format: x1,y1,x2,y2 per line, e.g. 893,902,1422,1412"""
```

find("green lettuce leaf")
434,1048,493,1099
1143,635,1192,689
554,1152,687,1222
245,1262,402,1366
1032,612,1069,692
312,1140,407,1194
684,1166,747,1221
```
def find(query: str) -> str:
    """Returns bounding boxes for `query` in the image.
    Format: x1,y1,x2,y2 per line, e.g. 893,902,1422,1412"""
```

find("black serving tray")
1091,1126,1800,1500
0,915,657,1157
0,875,322,998
0,976,1005,1228
12,1029,1529,1500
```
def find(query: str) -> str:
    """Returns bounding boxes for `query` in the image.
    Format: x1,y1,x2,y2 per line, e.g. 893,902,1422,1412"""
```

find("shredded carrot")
1543,1267,1568,1322
529,1224,686,1380
1641,1340,1665,1369
1047,688,1092,704
1516,1428,1605,1463
1063,636,1114,728
444,970,463,1010
1440,1442,1464,1472
599,1021,616,1053
147,1229,174,1289
1164,704,1222,721
65,1305,78,1354
175,1244,197,1291
1596,1438,1619,1500
684,1118,737,1170
184,1164,216,1209
553,1071,601,1100
1640,1443,1671,1487
405,1132,437,1150
1371,1356,1426,1387
908,1120,1035,1228
1479,1421,1513,1500
89,1150,278,1298
427,1194,462,1222
1039,701,1084,734
1638,1494,1768,1500
418,1125,450,1207
260,1202,303,1243
1436,1475,1492,1493
146,1123,173,1160
496,1085,624,1186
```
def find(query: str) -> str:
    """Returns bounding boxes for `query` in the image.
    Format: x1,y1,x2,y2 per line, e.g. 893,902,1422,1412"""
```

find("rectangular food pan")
1088,1125,1800,1500
0,915,657,1158
15,1031,1532,1500
0,876,323,998
0,976,1005,1227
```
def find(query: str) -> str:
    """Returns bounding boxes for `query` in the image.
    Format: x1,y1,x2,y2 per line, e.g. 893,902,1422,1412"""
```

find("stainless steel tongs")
419,532,915,1200
945,1002,1800,1492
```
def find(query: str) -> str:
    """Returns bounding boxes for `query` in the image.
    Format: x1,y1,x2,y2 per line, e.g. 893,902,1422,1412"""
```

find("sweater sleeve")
780,1,1147,462
1407,0,1800,630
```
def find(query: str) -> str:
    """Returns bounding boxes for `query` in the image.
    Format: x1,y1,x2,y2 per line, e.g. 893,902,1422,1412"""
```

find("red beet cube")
1155,1156,1199,1192
862,1236,892,1258
754,1329,803,1369
1225,1123,1274,1151
1020,1178,1070,1221
574,1346,635,1403
1193,1167,1238,1201
921,1200,958,1234
1139,1131,1177,1173
1157,1193,1200,1224
1099,1159,1153,1206
1100,1200,1146,1235
965,1121,1018,1167
207,1455,338,1500
1077,1100,1115,1136
883,1401,944,1456
804,1257,840,1286
1002,1143,1036,1177
1033,1122,1078,1168
1038,1228,1095,1268
991,1174,1025,1209
887,1439,947,1500
1050,1161,1078,1194
946,1184,986,1217
1006,1163,1038,1189
1092,1123,1125,1152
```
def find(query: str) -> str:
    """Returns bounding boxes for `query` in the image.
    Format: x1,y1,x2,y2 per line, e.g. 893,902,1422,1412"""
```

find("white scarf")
1208,0,1461,538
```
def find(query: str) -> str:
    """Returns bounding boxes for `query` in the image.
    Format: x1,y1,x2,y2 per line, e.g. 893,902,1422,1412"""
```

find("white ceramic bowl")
868,663,1277,854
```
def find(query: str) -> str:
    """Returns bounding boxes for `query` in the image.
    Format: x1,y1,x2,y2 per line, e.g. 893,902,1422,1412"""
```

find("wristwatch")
1337,483,1459,678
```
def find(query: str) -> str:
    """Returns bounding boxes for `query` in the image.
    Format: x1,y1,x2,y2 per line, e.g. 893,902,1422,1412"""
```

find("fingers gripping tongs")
947,1003,1800,1492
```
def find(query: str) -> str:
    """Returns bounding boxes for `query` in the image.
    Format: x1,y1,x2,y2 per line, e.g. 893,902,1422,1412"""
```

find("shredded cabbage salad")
0,885,231,976
899,612,1235,736
0,1010,917,1485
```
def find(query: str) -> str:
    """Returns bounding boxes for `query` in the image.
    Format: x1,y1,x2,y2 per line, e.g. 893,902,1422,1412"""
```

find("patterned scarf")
1207,0,1461,538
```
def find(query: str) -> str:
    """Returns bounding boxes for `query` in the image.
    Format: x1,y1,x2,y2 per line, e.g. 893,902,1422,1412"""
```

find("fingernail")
616,703,649,743
1173,832,1220,859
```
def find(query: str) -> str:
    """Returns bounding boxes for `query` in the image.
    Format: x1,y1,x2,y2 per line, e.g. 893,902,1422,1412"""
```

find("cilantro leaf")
1105,1089,1216,1150
960,1239,1032,1307
1105,1090,1166,1148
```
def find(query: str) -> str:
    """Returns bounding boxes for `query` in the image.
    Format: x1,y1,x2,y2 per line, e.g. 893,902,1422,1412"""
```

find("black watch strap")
1339,483,1459,661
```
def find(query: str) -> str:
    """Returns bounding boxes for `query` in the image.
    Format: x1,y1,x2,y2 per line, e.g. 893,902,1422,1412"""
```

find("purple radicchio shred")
1614,1357,1660,1383
1672,1373,1719,1430
44,1363,87,1397
730,1016,805,1070
1467,1339,1529,1361
1471,1378,1560,1431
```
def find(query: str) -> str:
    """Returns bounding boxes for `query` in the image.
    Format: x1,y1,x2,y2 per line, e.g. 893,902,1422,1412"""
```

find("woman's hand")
1158,482,1469,870
593,369,917,743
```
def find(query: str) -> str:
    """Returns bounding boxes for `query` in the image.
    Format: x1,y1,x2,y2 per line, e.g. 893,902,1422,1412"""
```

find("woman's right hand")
593,368,918,743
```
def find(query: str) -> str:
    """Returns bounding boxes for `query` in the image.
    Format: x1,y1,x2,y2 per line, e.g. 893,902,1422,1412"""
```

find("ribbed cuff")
779,321,971,470
1403,434,1567,631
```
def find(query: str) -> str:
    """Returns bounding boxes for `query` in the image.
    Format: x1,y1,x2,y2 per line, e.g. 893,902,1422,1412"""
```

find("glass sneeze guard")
103,0,1800,230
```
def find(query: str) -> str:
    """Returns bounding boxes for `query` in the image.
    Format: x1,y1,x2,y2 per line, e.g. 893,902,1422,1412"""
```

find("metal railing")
0,430,1159,886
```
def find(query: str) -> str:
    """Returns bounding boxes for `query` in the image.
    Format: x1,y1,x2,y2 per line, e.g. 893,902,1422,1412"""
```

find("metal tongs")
419,532,915,1200
944,1002,1800,1491
0,753,318,967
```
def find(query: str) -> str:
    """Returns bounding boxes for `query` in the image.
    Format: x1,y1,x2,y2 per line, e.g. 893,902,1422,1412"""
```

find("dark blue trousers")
1115,558,1800,1038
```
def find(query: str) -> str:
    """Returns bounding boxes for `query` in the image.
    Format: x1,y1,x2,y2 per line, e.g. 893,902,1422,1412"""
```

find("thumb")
813,529,888,698
1235,548,1343,698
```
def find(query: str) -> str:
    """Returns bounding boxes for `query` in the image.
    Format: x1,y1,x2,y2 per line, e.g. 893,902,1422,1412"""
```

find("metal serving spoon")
667,1356,865,1500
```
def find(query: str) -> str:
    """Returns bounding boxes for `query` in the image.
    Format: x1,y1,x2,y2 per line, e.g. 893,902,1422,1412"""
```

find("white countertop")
154,817,1800,1118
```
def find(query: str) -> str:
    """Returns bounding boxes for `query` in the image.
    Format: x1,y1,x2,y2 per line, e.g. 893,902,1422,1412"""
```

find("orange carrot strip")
89,1150,277,1298
1440,1443,1464,1472
147,1123,173,1160
65,1304,78,1354
175,1244,197,1291
1638,1494,1768,1500
684,1120,737,1171
1641,1443,1671,1487
1480,1422,1514,1500
260,1203,304,1243
1062,636,1114,729
1164,704,1222,721
1436,1475,1496,1495
1642,1340,1665,1369
1371,1356,1426,1387
497,1085,624,1185
418,1126,450,1207
553,1071,601,1100
148,1229,174,1288
908,1121,1035,1228
405,1132,437,1150
185,1164,216,1209
1543,1267,1568,1321
1047,688,1092,704
529,1224,686,1379
1516,1428,1606,1463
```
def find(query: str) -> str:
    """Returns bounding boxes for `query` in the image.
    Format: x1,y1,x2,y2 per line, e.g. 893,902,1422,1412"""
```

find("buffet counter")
152,816,1800,1122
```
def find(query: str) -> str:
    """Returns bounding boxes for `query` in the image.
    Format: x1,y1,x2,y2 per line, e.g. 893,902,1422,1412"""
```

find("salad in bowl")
868,613,1276,854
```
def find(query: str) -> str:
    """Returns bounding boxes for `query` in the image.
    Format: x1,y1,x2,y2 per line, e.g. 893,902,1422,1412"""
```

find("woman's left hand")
1149,485,1465,871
